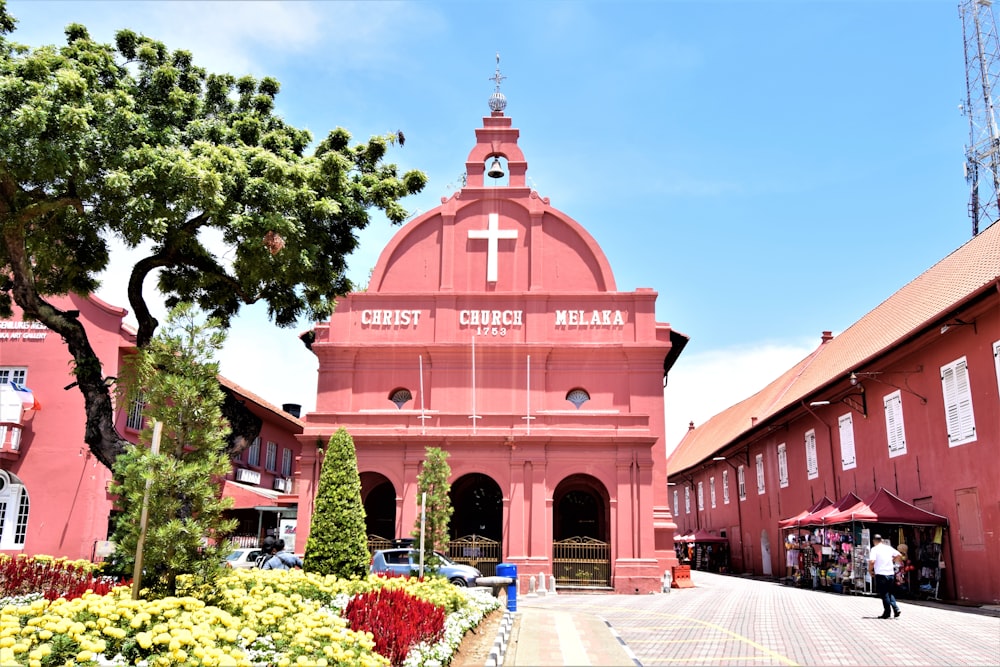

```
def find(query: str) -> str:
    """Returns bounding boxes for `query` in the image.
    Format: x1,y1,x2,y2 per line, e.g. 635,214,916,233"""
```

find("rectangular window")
14,490,28,546
941,357,976,447
710,476,717,509
673,489,679,516
265,442,278,472
804,429,819,480
755,453,766,495
125,393,145,432
247,437,261,467
737,465,746,501
697,481,704,511
838,413,857,470
883,390,907,458
994,340,1000,396
281,448,292,477
684,486,691,514
0,368,27,386
777,443,789,488
722,469,730,505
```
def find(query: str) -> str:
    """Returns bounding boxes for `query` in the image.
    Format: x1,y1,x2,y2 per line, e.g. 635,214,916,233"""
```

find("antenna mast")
961,0,1000,236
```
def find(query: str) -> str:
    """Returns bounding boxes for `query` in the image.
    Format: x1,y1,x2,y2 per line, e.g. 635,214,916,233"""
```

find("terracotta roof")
668,221,1000,475
217,375,305,430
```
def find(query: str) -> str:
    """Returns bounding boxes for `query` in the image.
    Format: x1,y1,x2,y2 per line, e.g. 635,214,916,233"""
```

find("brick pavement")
507,570,1000,666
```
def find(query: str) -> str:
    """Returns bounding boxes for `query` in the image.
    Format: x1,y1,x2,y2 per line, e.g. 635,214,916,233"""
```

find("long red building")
669,222,1000,604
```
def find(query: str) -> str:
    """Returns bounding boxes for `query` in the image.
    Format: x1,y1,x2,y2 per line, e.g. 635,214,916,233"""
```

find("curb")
598,615,642,666
484,610,514,666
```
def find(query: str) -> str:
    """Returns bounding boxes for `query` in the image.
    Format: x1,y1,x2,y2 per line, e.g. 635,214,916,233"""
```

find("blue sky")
5,1,980,448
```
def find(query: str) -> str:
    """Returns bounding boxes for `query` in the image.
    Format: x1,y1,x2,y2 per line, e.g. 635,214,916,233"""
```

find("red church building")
295,90,686,593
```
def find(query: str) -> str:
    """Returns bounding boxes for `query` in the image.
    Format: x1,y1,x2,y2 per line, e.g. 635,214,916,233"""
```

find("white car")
224,548,263,569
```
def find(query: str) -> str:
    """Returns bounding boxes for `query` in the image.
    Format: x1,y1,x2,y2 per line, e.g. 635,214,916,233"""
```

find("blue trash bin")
496,562,517,612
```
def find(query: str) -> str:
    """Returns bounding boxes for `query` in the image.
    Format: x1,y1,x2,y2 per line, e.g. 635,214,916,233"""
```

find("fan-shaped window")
389,388,413,410
566,388,590,409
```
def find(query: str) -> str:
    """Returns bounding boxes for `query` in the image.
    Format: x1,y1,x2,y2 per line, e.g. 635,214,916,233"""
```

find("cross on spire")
468,213,518,282
490,52,506,91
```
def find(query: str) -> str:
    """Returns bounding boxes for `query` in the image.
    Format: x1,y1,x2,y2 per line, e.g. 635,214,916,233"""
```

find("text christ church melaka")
295,68,688,593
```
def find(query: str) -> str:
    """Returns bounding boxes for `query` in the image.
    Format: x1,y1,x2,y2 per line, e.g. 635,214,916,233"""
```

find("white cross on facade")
468,213,518,282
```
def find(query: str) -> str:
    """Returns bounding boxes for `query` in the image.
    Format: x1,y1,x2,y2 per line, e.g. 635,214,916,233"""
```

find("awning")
688,529,728,544
796,491,863,527
821,488,949,526
222,479,285,510
778,496,833,529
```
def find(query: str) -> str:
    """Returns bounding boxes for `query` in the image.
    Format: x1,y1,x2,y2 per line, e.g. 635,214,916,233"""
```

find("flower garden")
0,555,501,667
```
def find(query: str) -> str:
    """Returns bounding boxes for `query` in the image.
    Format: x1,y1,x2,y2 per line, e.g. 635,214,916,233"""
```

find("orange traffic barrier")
671,564,694,588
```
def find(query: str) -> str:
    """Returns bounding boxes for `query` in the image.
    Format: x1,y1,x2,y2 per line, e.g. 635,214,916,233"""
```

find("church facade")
296,94,686,593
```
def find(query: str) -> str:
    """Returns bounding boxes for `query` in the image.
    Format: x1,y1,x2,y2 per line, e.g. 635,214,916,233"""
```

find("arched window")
0,471,29,550
566,388,590,409
389,388,413,410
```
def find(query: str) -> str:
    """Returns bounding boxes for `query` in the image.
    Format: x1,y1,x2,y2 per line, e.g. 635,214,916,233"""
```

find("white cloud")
663,340,817,457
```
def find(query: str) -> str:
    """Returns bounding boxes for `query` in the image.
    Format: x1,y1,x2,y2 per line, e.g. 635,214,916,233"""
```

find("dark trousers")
874,574,899,615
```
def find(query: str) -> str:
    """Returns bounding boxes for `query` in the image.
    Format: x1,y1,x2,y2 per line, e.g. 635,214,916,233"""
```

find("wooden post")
132,420,163,600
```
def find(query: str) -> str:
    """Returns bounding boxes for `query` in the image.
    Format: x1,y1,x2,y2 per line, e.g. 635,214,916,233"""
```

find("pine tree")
302,427,370,578
412,447,453,569
109,304,237,599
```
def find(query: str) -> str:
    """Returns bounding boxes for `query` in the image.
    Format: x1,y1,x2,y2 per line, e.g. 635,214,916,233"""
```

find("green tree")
302,427,369,578
0,4,426,468
412,447,453,568
109,303,237,599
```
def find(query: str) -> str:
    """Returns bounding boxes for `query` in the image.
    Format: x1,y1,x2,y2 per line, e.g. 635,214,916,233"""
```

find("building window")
941,357,976,447
710,476,717,509
697,481,704,511
125,393,145,432
883,390,907,458
389,388,412,409
0,471,28,550
673,489,679,516
755,453,765,495
804,429,819,480
722,469,730,505
737,465,746,501
838,413,857,470
566,388,590,409
0,368,27,386
281,448,292,477
247,437,261,467
777,444,789,488
684,486,691,514
993,340,1000,395
265,442,278,472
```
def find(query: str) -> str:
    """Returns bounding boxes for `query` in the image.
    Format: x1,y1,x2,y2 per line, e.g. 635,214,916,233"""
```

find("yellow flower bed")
0,569,476,666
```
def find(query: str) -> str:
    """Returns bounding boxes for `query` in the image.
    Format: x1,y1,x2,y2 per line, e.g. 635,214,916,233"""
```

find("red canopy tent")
688,529,728,543
778,496,833,529
795,492,863,527
821,488,949,526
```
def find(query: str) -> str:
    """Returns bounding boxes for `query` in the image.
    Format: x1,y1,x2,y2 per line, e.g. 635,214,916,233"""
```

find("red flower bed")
0,555,120,601
344,586,446,666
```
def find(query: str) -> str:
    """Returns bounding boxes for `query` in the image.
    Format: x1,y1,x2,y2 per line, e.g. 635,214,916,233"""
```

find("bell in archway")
487,157,505,179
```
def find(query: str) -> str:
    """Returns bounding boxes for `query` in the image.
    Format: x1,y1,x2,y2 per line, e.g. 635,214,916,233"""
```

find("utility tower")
961,0,1000,236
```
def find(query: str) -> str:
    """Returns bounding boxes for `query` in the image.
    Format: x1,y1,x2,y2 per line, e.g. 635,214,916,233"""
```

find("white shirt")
869,542,900,576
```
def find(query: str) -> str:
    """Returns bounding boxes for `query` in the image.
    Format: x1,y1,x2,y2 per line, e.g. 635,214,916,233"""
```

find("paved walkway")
505,571,1000,666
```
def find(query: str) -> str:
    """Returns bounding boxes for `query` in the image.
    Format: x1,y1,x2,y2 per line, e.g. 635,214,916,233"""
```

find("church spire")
488,52,507,115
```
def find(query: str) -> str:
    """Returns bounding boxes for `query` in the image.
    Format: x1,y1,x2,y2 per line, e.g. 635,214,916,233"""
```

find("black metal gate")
552,536,611,587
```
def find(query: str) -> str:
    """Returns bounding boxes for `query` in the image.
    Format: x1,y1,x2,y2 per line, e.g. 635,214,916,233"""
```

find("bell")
487,157,505,179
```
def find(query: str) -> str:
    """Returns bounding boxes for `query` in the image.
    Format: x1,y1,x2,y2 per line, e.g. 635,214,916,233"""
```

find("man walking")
868,534,902,619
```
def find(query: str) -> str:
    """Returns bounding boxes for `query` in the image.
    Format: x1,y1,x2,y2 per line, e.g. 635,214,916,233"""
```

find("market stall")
685,529,730,572
819,487,949,599
781,492,861,590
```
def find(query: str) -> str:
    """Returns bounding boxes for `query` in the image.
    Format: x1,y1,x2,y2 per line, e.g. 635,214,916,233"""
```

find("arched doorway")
360,472,396,550
552,475,611,587
447,473,503,576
